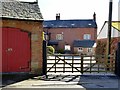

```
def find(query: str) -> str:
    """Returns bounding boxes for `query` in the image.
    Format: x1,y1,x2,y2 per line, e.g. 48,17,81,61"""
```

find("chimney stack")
36,0,38,4
93,12,96,21
56,13,60,20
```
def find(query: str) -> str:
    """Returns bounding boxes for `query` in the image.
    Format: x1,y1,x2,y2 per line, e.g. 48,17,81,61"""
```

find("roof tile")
43,19,97,28
73,40,95,47
1,1,43,21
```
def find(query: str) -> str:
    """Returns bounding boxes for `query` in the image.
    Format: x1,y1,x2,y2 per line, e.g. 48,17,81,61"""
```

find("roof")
73,40,95,48
43,19,97,28
1,0,43,21
48,40,58,45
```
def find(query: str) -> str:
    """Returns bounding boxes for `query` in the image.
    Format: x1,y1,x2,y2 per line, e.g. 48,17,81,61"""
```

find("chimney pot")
93,12,96,21
35,0,38,4
56,13,60,20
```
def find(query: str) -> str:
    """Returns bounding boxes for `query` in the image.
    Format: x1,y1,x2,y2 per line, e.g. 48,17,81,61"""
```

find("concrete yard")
1,74,120,90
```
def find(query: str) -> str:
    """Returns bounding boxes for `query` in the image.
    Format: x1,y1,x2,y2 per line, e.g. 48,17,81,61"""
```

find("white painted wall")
97,22,120,39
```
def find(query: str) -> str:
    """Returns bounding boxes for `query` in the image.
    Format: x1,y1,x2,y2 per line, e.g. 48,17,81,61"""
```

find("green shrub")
47,46,55,54
57,49,64,54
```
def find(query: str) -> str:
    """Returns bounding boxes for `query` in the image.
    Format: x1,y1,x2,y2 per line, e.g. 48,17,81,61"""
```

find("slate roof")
73,40,95,48
1,0,43,21
48,40,58,45
43,19,97,28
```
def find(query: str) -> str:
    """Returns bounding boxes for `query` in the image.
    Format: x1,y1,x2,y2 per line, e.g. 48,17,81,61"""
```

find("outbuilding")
1,0,43,75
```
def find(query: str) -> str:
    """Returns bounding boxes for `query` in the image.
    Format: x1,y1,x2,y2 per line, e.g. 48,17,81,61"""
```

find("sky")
19,0,119,32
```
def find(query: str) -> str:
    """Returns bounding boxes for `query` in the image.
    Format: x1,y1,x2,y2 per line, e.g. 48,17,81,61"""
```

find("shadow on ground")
43,74,119,89
78,75,119,88
1,74,120,90
1,74,34,87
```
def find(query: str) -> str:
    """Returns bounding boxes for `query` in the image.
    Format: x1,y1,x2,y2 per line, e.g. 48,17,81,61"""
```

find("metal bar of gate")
47,57,61,72
55,56,56,73
47,54,81,73
47,54,115,74
63,56,65,73
72,55,74,73
81,56,83,74
90,56,92,73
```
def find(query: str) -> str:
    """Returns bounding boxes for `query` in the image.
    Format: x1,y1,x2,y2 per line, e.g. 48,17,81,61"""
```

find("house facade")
73,40,96,55
97,21,120,55
1,0,43,74
43,13,97,54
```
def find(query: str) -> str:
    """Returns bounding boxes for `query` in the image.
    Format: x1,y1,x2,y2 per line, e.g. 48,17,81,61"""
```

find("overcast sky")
20,0,119,32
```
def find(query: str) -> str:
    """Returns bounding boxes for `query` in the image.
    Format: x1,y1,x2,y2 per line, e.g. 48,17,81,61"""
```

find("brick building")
1,0,43,74
43,13,97,54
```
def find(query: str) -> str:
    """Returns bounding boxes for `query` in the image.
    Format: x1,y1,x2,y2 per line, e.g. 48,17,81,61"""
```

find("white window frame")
78,47,83,52
56,34,63,40
88,48,92,52
65,45,71,50
78,47,83,50
83,34,91,40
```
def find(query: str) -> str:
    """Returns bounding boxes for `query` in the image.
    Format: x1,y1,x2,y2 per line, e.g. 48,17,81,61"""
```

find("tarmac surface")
1,73,120,90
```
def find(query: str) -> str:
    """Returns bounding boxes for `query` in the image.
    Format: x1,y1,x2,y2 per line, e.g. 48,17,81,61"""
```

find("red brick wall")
96,37,120,55
2,19,43,74
44,28,97,52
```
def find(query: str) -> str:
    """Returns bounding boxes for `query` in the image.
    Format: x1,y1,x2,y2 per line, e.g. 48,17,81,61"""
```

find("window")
88,48,92,52
78,48,82,50
65,45,71,50
78,47,83,52
56,34,63,40
83,34,91,40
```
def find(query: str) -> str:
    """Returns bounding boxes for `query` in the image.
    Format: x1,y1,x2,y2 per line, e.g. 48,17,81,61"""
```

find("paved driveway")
1,74,120,90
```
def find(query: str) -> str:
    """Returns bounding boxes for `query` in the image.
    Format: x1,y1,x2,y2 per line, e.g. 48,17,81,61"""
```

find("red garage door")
2,28,31,72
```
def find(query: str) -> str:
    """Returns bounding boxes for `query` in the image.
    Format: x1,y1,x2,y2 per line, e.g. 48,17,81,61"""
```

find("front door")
2,28,31,72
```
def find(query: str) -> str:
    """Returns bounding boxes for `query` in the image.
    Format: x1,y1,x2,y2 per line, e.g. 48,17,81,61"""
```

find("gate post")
42,40,47,76
115,42,120,77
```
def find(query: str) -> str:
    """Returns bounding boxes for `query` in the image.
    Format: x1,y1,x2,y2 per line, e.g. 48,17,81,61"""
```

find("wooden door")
2,28,31,72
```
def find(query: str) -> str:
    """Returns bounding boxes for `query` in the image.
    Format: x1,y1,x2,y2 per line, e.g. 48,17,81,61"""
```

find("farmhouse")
43,13,97,54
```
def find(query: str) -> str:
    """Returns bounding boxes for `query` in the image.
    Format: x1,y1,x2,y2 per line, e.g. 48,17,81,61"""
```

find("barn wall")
2,19,43,75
